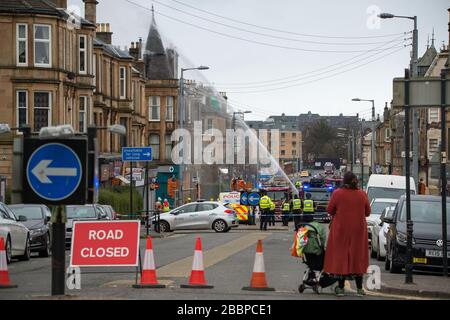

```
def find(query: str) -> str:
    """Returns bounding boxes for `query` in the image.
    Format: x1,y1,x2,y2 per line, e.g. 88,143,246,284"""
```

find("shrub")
98,186,143,218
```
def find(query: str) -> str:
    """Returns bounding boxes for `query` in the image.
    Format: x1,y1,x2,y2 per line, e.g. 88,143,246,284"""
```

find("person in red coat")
324,171,371,296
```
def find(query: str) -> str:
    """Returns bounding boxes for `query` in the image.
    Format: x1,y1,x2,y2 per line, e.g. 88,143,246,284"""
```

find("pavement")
1,221,448,300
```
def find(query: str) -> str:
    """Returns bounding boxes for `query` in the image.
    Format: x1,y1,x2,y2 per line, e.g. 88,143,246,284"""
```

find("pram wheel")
298,284,305,293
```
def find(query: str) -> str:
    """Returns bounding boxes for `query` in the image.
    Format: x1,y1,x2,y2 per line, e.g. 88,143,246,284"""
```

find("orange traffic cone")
242,240,275,291
180,237,214,289
133,237,166,288
0,237,17,289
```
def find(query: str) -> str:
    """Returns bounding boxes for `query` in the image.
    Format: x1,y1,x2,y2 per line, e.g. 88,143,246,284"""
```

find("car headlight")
30,227,46,236
396,232,415,245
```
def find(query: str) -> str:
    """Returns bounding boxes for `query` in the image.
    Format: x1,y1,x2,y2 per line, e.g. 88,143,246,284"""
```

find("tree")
303,120,338,159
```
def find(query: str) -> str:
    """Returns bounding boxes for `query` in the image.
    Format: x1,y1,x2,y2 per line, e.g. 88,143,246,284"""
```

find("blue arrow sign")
240,192,248,205
26,143,82,201
248,192,261,206
122,147,153,162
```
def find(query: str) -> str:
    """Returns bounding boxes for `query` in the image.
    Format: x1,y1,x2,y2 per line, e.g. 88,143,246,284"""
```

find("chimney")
129,41,140,61
83,0,98,25
96,23,113,44
52,0,67,8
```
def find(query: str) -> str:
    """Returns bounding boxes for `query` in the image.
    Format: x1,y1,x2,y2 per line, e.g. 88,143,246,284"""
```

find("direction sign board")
23,139,87,204
248,192,261,206
240,192,248,205
70,221,140,267
122,147,152,162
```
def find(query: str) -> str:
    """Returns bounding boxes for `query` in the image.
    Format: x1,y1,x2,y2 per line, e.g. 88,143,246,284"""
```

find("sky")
69,0,449,121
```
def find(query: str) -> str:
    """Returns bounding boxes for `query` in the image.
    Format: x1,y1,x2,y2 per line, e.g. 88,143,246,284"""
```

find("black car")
9,204,52,257
65,204,110,248
384,195,450,273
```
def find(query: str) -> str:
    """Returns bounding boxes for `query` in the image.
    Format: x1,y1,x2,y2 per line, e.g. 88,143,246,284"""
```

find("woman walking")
324,172,371,296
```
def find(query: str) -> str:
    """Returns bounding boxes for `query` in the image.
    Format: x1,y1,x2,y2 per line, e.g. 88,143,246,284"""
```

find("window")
385,128,391,141
281,150,286,156
34,92,51,131
149,134,160,160
93,54,96,91
16,24,28,66
34,25,51,67
149,96,160,121
207,119,213,130
120,118,127,148
119,67,126,99
16,90,28,127
429,138,439,157
429,108,440,123
165,135,172,160
281,132,285,138
166,96,174,121
79,96,87,133
79,35,87,74
292,150,297,156
292,132,296,138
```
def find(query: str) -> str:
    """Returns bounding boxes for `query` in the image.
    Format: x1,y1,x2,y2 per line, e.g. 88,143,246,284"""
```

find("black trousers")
292,210,302,231
338,275,363,290
282,211,290,226
260,209,268,230
270,210,275,226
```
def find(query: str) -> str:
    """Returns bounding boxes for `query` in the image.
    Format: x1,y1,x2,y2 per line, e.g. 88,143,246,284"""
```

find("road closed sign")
70,221,140,267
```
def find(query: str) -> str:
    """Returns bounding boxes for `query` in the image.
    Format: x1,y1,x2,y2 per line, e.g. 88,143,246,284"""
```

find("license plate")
425,250,450,258
413,257,427,264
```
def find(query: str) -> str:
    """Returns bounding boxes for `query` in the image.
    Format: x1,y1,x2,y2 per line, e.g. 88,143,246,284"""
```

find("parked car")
384,195,450,273
368,198,398,247
300,171,310,178
9,204,52,257
101,205,117,220
366,174,416,203
371,206,396,261
65,204,109,248
153,201,239,233
0,202,30,264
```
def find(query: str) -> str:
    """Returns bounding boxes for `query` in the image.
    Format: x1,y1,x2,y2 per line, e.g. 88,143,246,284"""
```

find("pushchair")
297,222,337,294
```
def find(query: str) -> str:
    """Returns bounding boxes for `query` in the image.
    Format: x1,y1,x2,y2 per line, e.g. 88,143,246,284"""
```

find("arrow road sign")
26,143,83,202
122,147,153,162
248,192,261,206
240,192,248,205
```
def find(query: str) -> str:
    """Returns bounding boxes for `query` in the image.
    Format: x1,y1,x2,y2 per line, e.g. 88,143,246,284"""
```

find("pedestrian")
291,195,302,231
154,197,162,213
281,197,290,227
269,197,276,226
418,178,426,195
163,199,170,212
324,171,370,297
259,192,270,231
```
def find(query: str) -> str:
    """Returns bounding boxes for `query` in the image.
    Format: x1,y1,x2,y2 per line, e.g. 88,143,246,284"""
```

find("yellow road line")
157,232,272,278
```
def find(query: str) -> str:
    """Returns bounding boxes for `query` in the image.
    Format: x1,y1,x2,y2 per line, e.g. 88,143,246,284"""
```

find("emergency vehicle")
219,192,250,224
258,186,290,222
301,178,334,222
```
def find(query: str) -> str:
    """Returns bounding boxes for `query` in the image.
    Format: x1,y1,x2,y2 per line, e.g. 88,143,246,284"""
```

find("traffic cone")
242,240,275,291
180,237,214,289
0,237,17,289
133,237,166,288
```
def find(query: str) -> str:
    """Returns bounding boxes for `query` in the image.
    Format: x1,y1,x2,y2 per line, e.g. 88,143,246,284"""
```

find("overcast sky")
69,0,449,121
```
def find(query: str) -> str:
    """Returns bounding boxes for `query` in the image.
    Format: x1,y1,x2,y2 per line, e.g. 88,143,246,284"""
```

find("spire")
151,4,155,22
431,28,435,48
426,34,430,49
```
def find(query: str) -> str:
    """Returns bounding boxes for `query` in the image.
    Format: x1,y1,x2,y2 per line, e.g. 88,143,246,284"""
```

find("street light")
178,65,209,206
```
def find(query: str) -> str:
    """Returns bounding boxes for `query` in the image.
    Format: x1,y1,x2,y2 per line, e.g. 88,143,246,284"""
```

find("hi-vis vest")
295,181,302,188
270,200,275,211
163,202,170,212
303,200,314,212
259,196,271,209
282,202,290,211
292,199,302,210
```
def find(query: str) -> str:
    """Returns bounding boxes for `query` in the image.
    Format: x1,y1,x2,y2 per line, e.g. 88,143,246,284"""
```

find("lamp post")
178,66,209,206
352,98,376,176
232,111,252,180
379,12,419,188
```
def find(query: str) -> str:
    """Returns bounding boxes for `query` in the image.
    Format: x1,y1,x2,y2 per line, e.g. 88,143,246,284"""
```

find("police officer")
281,197,291,227
259,192,271,231
163,199,170,212
291,195,302,231
295,180,302,189
269,197,276,226
303,193,315,214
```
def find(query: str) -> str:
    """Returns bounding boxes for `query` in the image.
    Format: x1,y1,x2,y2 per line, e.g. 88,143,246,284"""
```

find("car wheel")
5,236,12,264
389,258,402,274
159,221,170,233
213,220,228,233
39,233,51,258
18,236,31,261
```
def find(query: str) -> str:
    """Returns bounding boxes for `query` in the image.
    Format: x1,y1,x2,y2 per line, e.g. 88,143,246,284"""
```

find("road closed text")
70,221,140,267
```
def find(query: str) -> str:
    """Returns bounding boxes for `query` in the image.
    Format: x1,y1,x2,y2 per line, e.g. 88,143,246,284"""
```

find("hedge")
98,186,143,217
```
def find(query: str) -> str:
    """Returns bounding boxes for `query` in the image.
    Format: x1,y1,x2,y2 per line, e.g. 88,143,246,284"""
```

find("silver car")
154,201,239,233
0,202,30,264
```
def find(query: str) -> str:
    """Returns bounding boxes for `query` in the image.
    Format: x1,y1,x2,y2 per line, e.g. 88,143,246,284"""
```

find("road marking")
345,280,430,300
157,232,272,278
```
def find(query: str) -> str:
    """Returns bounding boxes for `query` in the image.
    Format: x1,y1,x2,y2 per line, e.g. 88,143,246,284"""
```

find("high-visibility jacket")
163,202,170,212
282,201,290,212
303,199,314,213
259,196,271,209
270,200,275,211
295,181,302,188
292,199,302,210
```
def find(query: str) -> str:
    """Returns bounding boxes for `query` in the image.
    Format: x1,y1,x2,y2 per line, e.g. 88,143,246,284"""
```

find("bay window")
149,96,160,121
79,96,87,133
34,25,51,67
79,35,87,74
166,96,174,121
150,134,160,160
16,90,28,127
34,92,51,131
119,67,126,99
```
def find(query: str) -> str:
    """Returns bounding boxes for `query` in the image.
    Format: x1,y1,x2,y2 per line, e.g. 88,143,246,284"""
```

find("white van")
366,174,416,203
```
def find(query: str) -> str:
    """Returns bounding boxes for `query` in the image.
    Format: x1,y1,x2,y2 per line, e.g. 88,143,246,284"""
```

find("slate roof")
0,0,95,27
94,38,132,60
418,45,438,67
144,13,172,79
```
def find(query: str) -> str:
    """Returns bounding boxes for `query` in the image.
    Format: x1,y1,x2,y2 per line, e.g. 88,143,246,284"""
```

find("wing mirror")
18,215,28,222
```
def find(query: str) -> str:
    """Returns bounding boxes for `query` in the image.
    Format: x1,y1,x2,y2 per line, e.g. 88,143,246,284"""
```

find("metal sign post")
440,70,448,278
